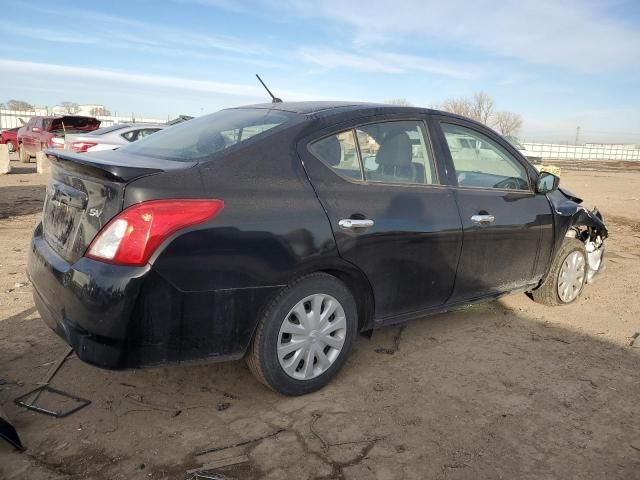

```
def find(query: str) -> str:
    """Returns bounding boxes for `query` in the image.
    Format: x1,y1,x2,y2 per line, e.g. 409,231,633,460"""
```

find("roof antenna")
256,74,283,103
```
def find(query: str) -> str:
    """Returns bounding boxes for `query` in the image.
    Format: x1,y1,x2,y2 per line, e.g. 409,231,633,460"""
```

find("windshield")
122,108,295,161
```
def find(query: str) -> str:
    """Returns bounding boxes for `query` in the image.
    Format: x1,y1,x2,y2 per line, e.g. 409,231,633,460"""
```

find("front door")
434,119,552,302
300,118,463,320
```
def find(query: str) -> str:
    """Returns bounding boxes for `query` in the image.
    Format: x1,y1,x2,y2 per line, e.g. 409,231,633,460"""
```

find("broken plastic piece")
0,405,24,451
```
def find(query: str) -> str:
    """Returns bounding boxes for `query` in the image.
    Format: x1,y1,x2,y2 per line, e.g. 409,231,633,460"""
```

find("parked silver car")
64,123,166,152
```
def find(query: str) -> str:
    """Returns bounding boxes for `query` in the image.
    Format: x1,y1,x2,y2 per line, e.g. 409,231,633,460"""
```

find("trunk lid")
48,116,100,137
42,150,191,263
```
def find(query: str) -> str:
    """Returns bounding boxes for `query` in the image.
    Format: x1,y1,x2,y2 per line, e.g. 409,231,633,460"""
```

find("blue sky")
1,0,639,143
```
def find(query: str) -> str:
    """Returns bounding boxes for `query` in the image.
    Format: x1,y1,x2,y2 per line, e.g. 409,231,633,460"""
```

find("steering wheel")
493,177,522,190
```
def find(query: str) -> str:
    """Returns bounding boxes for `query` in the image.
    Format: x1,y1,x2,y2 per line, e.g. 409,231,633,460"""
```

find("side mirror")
32,127,41,133
536,171,559,193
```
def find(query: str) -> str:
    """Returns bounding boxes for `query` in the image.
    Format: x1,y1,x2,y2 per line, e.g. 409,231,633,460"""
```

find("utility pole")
575,126,581,145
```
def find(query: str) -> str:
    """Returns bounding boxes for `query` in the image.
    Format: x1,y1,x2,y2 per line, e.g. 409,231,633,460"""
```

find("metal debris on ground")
195,428,285,456
185,454,249,480
13,347,89,418
14,385,91,418
374,325,406,355
630,332,640,347
185,472,229,480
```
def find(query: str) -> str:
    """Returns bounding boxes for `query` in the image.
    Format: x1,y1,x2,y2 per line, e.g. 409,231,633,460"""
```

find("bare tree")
7,99,34,111
470,91,495,125
439,98,474,118
89,106,112,116
60,101,80,114
385,98,413,106
493,111,523,136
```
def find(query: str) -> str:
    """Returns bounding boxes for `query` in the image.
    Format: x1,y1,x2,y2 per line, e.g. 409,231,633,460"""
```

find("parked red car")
17,116,100,163
1,127,19,152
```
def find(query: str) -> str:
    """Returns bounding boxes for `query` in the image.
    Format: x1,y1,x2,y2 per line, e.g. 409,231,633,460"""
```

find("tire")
19,145,30,163
531,238,588,306
246,273,358,396
5,141,14,152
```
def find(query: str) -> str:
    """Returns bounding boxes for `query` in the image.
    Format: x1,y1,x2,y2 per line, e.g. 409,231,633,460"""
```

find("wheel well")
320,268,375,333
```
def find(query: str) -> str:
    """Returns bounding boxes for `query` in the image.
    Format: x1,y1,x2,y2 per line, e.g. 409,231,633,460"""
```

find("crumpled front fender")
545,188,608,283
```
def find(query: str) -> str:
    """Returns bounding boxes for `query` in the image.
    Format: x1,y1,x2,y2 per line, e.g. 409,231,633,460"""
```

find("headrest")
312,136,341,166
376,131,412,167
197,131,227,156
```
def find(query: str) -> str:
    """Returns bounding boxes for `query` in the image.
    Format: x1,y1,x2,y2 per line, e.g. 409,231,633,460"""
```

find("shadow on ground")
1,298,639,480
0,185,46,219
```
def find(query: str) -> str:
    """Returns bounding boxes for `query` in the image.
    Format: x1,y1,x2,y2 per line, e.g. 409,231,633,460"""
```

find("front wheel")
5,141,14,152
531,238,588,306
246,273,358,395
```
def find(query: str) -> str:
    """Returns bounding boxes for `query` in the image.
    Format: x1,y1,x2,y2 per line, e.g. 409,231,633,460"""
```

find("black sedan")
27,102,608,395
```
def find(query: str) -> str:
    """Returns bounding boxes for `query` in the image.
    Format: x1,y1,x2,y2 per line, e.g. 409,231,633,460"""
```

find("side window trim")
438,119,533,192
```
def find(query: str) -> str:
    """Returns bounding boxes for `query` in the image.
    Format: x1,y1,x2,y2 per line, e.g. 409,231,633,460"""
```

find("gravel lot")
1,156,639,479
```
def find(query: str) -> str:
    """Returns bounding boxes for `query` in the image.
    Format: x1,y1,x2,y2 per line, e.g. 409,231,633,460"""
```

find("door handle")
338,219,375,229
471,214,495,225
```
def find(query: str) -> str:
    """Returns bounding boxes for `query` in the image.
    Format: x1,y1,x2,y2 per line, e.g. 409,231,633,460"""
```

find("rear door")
431,117,552,302
300,117,463,321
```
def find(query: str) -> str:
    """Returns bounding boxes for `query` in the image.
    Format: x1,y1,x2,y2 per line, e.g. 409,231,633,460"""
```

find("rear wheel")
246,273,357,395
19,145,30,163
531,238,587,306
5,140,14,152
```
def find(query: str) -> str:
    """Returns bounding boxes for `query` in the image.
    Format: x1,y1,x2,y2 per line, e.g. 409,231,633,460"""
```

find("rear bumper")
27,222,149,369
27,222,282,369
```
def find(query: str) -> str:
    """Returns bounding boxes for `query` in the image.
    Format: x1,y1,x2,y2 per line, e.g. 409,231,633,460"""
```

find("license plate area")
42,180,88,256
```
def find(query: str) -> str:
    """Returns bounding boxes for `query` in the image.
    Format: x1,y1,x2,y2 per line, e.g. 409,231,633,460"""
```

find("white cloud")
0,59,315,100
6,4,268,57
300,48,480,79
270,0,640,71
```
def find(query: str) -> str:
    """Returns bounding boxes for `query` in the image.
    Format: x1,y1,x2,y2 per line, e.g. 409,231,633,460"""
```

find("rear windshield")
122,108,295,161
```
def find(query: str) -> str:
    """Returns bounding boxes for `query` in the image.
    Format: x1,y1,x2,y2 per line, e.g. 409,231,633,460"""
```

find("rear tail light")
50,137,65,148
86,199,224,266
71,141,98,152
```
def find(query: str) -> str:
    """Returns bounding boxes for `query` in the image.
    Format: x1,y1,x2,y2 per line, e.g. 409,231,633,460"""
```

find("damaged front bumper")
585,238,605,283
570,207,607,284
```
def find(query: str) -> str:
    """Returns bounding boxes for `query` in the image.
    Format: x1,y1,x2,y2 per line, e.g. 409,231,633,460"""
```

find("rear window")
122,109,295,161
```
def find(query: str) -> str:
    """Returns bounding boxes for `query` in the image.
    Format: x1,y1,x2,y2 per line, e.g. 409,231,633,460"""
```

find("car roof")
228,101,465,122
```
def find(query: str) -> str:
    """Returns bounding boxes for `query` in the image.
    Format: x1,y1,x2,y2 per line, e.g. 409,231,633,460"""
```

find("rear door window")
356,121,438,185
123,109,295,161
308,120,438,185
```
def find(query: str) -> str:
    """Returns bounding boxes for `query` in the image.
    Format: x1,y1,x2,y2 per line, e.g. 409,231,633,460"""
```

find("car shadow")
1,299,639,479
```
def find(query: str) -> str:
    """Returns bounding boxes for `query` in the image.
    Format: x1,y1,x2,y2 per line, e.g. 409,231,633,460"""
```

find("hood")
558,187,583,204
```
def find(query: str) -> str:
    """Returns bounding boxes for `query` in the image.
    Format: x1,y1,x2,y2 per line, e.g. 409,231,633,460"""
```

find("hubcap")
277,294,347,380
558,251,585,303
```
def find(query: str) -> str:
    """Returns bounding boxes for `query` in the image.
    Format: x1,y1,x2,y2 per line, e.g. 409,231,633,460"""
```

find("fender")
545,187,608,284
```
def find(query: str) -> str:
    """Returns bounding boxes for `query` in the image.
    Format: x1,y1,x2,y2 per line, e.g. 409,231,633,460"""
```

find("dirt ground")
1,156,639,479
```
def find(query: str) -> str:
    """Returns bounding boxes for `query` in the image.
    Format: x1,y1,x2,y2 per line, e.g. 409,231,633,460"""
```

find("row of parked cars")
0,115,171,160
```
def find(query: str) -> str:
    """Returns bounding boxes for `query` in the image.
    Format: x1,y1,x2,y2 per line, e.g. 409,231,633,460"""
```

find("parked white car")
64,123,166,152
